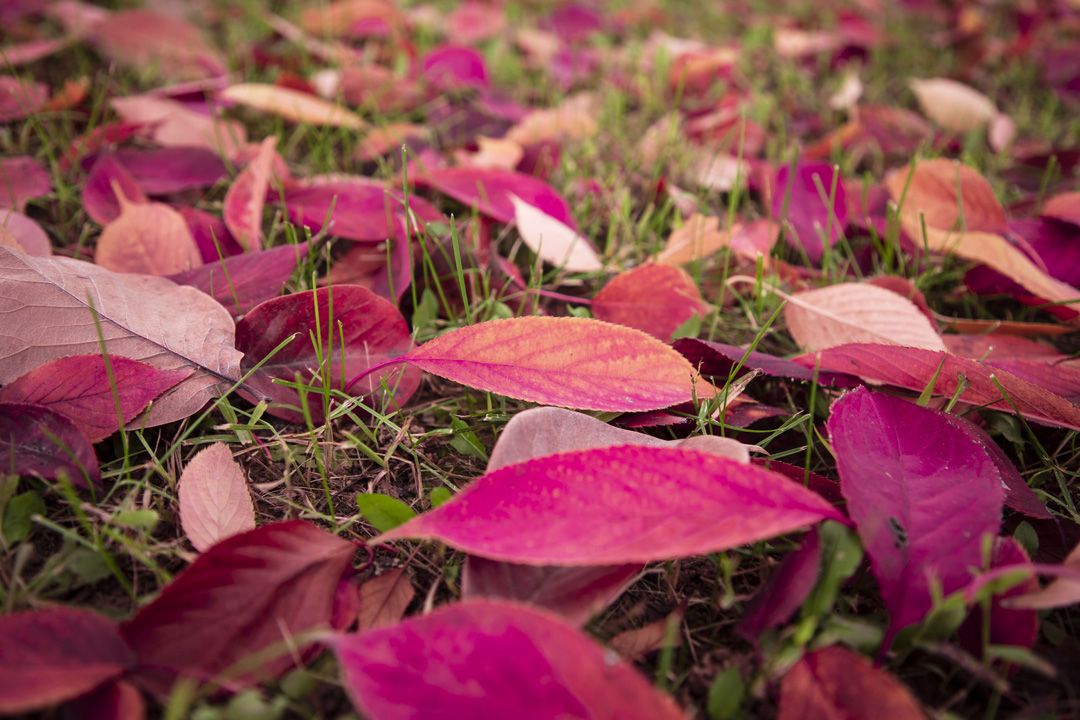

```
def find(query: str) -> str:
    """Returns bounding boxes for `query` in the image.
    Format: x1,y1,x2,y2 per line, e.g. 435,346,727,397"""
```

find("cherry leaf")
394,316,716,412
771,162,847,263
827,388,1004,644
509,194,602,272
178,443,256,552
0,608,134,715
330,600,686,720
778,645,926,720
82,153,147,226
416,167,577,228
0,402,100,486
169,242,309,318
378,445,844,564
96,197,203,277
784,282,946,352
0,355,189,443
0,247,242,427
223,136,278,251
121,521,358,698
593,263,708,341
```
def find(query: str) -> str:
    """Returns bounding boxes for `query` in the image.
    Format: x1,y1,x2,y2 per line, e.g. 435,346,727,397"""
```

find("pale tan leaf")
908,77,996,133
0,224,26,253
988,112,1016,153
96,195,202,276
179,443,256,552
456,136,524,171
357,568,414,631
0,247,242,427
784,282,947,352
506,93,599,146
510,194,604,273
219,83,365,130
829,69,863,111
657,215,774,266
609,605,684,661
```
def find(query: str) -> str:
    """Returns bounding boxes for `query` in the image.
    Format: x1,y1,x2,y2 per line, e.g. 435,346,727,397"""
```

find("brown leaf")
784,282,947,352
609,605,684,661
219,83,365,130
95,195,203,276
357,568,414,631
0,247,241,427
908,77,996,134
179,444,257,552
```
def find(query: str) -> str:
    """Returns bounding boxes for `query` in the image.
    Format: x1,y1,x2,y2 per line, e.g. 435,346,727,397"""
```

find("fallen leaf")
783,282,947,352
169,242,309,317
0,355,188,443
0,247,242,427
95,195,203,276
593,263,708,341
331,600,687,720
90,9,225,80
0,608,134,715
219,83,365,129
658,215,774,266
0,210,51,256
416,166,577,228
357,568,415,631
0,402,100,486
0,76,48,123
378,445,844,564
801,343,1080,432
178,443,256,552
772,162,847,264
113,147,227,195
223,136,278,251
909,77,996,134
110,95,246,157
458,135,524,170
674,337,858,386
121,521,358,698
510,194,602,272
446,1,506,44
1041,192,1080,227
298,0,407,37
828,388,1004,644
957,538,1040,659
610,605,684,661
738,529,822,641
391,316,716,412
778,645,926,720
506,93,598,146
82,153,147,225
885,158,1006,233
1009,539,1080,610
278,178,444,242
0,156,51,211
235,285,420,423
420,43,490,91
63,680,144,720
0,36,78,68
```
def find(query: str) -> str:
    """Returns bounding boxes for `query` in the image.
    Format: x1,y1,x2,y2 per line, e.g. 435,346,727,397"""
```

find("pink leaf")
827,388,1005,645
277,178,444,242
95,197,203,276
0,156,51,212
82,153,148,225
235,285,420,423
178,443,257,552
378,445,844,564
801,343,1080,432
738,529,822,642
957,538,1039,660
90,8,225,81
593,264,708,340
357,568,415,631
0,247,242,427
330,599,686,720
674,337,859,387
778,645,926,720
1,210,52,256
110,95,246,157
772,162,847,264
394,316,717,412
0,355,189,443
169,242,309,317
416,166,577,228
0,402,100,486
510,194,603,272
114,147,227,195
121,521,358,698
419,43,490,90
0,608,134,714
0,76,48,123
223,136,278,251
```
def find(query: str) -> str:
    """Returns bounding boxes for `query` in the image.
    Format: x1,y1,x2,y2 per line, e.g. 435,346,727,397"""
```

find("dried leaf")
784,282,946,352
909,77,996,134
357,568,414,631
610,606,684,661
0,248,242,427
219,83,365,129
510,194,602,272
331,600,686,720
95,197,203,276
178,443,256,552
395,316,716,412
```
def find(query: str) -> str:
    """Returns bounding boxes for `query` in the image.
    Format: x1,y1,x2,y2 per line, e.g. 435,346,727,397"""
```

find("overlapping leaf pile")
3,0,1080,718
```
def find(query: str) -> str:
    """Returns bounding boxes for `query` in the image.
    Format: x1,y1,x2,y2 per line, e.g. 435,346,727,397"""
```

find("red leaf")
827,388,1005,644
0,355,189,443
778,645,926,720
416,166,577,228
675,337,859,387
738,528,822,642
943,333,1080,405
0,402,100,486
379,445,844,564
957,538,1040,660
169,242,309,317
593,264,708,341
801,343,1080,432
178,443,256,552
331,599,686,720
357,568,415,631
63,680,145,720
0,608,134,714
114,147,227,195
223,136,279,251
394,316,717,412
235,285,420,423
121,521,358,698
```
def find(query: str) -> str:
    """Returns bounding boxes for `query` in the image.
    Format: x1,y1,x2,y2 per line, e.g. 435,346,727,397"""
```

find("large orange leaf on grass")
0,247,241,427
393,316,716,412
784,282,946,352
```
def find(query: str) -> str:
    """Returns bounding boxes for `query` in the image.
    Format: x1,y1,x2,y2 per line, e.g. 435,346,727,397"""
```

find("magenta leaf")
416,166,577,228
419,43,490,90
772,162,848,264
827,388,1005,645
277,179,444,243
235,285,420,423
0,401,100,486
0,355,189,443
114,147,227,195
0,608,134,714
62,680,145,720
177,205,244,263
82,153,148,225
738,529,822,642
0,155,51,211
379,445,844,564
121,521,358,698
330,599,686,720
169,242,309,317
957,538,1039,661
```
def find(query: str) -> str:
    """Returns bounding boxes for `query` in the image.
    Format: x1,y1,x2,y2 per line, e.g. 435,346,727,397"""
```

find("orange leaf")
95,194,202,276
593,263,708,341
219,83,365,130
223,137,278,251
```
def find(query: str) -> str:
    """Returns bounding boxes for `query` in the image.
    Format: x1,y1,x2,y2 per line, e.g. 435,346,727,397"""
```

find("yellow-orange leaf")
219,83,365,130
